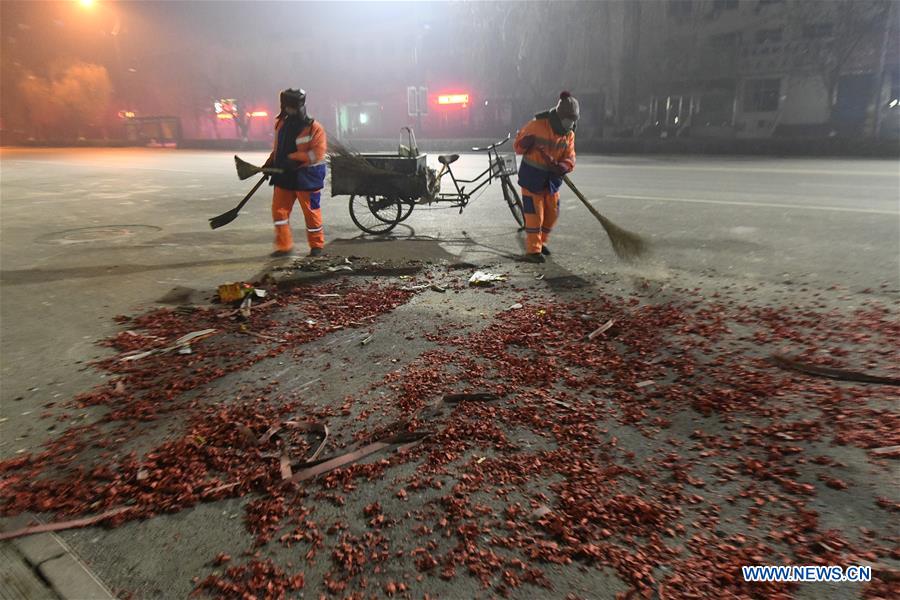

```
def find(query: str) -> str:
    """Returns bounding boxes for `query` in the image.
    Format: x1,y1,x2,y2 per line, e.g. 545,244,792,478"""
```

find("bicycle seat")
438,154,460,165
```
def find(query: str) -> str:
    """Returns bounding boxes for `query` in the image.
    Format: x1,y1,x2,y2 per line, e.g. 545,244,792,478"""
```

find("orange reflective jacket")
284,120,327,166
271,117,327,191
514,113,576,194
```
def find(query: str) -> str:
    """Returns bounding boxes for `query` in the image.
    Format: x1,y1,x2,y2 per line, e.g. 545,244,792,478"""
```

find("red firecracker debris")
2,274,898,598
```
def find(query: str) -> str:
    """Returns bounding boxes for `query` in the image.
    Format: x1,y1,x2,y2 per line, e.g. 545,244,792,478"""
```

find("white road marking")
606,193,900,215
797,182,900,190
594,163,899,177
1,159,202,174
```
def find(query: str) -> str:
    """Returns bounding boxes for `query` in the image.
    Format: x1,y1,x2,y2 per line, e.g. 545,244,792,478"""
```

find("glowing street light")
78,0,96,9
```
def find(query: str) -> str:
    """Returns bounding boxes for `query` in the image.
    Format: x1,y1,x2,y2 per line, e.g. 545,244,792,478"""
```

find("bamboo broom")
563,175,647,261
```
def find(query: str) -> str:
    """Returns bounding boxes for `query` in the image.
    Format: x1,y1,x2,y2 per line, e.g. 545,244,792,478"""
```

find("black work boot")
270,248,295,258
523,253,546,264
309,247,324,257
540,246,552,256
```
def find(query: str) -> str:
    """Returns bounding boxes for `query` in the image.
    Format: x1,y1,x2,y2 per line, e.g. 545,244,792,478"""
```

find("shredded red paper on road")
1,274,897,599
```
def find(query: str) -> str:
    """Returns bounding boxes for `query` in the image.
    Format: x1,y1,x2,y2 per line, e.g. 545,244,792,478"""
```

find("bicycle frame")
345,131,524,235
433,136,514,211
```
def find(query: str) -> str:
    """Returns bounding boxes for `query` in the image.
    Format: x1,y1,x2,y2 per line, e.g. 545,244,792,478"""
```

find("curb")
1,515,115,600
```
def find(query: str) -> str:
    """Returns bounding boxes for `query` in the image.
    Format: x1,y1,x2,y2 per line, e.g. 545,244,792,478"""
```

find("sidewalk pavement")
0,515,114,600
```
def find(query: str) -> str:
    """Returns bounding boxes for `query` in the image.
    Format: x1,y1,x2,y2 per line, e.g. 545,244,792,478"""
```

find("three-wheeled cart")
331,128,524,235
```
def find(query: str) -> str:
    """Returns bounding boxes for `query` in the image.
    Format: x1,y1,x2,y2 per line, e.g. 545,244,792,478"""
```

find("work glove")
518,134,536,151
546,158,568,176
556,158,574,175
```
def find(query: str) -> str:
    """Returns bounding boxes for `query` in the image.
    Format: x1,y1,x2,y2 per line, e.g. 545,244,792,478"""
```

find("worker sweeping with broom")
514,91,579,263
514,91,647,263
267,88,328,258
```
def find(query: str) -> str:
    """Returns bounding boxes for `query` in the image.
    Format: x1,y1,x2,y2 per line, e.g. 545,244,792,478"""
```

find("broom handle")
235,175,268,211
532,145,609,225
563,174,608,225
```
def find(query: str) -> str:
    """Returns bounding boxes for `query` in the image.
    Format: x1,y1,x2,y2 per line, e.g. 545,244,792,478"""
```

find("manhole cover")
37,225,162,245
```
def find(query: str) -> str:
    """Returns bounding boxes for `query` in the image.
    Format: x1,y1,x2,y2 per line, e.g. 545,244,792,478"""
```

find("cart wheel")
501,177,525,229
371,196,412,224
349,195,401,235
397,200,415,223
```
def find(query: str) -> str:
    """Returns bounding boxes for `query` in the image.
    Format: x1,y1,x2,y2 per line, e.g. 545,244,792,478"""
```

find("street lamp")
78,0,96,8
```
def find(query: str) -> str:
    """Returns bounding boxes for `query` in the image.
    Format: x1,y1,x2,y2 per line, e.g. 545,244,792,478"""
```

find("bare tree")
53,62,113,138
456,1,617,125
17,62,111,140
783,0,891,127
18,75,62,140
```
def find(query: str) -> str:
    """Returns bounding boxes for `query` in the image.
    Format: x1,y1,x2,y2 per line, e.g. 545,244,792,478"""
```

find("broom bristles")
561,174,648,262
234,155,261,180
328,139,413,187
328,140,387,175
597,214,648,261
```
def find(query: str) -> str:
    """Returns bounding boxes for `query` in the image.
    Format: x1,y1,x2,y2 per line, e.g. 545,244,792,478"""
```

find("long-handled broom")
563,175,647,261
532,147,646,260
209,175,268,229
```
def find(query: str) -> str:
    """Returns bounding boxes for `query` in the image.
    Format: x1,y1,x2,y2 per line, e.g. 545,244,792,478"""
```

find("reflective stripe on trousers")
521,188,559,254
271,186,325,251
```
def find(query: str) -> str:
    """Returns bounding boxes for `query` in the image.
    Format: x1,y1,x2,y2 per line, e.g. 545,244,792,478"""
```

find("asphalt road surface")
1,147,898,598
3,147,896,398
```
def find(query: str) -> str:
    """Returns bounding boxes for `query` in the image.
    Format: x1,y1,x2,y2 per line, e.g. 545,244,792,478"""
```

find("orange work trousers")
271,186,324,252
521,189,559,254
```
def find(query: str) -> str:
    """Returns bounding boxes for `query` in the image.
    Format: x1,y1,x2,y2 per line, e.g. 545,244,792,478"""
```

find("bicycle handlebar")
471,133,511,152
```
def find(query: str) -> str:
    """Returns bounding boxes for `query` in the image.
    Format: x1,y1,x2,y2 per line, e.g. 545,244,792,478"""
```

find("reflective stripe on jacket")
514,114,576,194
271,117,328,191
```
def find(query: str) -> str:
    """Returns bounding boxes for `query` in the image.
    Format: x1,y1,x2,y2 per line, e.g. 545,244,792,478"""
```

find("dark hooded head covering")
548,91,579,134
278,88,308,122
555,91,580,122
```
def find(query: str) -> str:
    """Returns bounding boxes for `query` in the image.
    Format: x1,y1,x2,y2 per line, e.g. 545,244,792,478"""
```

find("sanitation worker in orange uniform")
267,88,327,257
513,91,578,263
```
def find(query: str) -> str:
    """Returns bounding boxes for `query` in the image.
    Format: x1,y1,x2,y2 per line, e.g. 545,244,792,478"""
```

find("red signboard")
437,94,469,105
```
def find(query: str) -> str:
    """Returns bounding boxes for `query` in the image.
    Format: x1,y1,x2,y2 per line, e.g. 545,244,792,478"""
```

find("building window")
743,78,780,111
668,0,693,18
755,28,783,43
803,23,834,39
695,91,736,127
